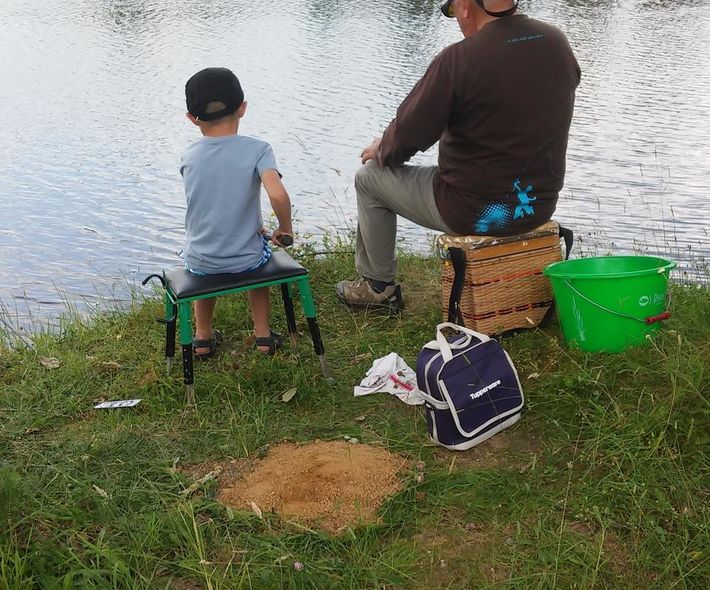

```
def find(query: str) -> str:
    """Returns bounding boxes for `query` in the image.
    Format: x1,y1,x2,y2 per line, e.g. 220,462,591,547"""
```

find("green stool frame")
143,251,327,403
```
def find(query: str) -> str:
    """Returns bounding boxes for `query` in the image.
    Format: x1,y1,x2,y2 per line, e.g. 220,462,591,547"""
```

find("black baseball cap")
185,67,244,121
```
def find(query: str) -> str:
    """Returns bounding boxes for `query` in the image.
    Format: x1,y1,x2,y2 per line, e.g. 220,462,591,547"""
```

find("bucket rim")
543,255,677,279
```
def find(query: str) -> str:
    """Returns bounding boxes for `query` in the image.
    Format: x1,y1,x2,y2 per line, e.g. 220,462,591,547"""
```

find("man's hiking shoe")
335,278,405,312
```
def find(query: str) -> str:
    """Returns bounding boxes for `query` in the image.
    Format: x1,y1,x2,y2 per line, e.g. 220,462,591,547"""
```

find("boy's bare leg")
248,287,272,352
193,298,217,355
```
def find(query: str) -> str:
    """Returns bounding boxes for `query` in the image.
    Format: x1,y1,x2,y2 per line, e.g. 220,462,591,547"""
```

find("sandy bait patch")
217,440,407,533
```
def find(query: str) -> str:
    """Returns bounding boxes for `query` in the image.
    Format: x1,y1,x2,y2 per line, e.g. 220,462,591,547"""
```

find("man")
336,0,581,312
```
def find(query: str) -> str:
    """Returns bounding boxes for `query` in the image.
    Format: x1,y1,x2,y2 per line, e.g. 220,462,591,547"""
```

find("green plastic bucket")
543,256,676,352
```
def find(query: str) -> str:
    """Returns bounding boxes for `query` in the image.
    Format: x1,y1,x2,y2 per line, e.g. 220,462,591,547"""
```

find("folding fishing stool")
143,250,327,403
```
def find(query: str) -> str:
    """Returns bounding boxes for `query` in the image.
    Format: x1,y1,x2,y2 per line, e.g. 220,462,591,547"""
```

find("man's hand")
360,137,382,165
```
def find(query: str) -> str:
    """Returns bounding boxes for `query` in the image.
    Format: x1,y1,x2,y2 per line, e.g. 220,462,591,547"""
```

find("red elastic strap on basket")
645,311,672,325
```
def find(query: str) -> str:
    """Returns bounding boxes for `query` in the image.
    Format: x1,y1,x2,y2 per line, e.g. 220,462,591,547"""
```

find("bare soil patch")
413,523,513,588
181,457,248,482
566,521,642,581
433,426,540,470
216,440,407,533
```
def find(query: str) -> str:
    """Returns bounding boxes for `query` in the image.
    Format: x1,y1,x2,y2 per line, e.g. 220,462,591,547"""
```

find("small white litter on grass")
39,357,61,369
94,399,142,409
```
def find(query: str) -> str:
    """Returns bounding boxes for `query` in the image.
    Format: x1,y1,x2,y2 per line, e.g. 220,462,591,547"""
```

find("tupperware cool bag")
416,323,524,450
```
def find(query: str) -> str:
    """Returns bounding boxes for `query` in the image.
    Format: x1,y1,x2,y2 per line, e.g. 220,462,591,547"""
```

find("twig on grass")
181,467,223,497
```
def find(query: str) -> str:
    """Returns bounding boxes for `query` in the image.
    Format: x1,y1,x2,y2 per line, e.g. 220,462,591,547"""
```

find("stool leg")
280,283,298,351
165,293,176,374
178,302,195,405
297,278,329,377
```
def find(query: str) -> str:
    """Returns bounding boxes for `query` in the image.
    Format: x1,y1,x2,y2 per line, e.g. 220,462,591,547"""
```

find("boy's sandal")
254,330,284,356
193,329,223,360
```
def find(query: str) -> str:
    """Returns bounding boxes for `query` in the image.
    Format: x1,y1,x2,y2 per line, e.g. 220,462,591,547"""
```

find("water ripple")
0,0,708,329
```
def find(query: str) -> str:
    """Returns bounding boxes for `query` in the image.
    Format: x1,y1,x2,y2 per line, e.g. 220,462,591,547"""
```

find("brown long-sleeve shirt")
379,14,581,236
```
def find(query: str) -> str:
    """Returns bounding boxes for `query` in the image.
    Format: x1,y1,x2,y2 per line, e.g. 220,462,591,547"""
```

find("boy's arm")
261,169,293,246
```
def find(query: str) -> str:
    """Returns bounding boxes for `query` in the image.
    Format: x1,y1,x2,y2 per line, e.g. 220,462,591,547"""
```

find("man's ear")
186,112,200,126
237,101,248,118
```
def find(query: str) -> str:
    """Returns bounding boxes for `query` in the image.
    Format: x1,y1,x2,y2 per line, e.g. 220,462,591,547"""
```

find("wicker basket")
439,221,563,334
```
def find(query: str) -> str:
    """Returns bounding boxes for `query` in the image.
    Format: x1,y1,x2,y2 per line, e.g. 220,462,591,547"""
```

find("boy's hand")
272,227,294,247
261,169,293,245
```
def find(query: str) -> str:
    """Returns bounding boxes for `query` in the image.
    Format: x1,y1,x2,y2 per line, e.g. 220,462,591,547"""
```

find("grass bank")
1,243,708,589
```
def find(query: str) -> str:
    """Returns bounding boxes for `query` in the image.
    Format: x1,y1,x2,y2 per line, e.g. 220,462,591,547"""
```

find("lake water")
1,0,708,333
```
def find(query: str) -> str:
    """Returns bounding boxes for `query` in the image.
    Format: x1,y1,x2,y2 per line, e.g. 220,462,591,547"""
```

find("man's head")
185,67,246,130
440,0,518,36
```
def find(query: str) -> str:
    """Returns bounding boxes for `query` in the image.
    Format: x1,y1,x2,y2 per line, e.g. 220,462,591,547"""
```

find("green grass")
1,242,708,589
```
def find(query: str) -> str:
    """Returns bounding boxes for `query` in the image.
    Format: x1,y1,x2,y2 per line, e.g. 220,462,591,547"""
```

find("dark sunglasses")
440,0,519,19
440,0,455,18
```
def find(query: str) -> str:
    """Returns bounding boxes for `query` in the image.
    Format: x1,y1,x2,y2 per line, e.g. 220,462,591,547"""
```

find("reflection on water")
1,0,708,331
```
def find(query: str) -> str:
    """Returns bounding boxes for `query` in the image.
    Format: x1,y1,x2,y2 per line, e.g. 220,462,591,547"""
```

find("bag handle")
436,322,490,362
559,225,574,260
447,247,466,325
416,389,450,410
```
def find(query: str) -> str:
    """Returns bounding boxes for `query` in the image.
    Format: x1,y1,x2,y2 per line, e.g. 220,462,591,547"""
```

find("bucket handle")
644,311,672,325
564,280,672,325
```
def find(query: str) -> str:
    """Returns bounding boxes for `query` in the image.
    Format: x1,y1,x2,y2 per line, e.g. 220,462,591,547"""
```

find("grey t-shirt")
180,134,279,274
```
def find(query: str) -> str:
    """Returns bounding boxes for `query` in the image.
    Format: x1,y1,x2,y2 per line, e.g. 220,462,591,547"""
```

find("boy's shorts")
186,235,272,276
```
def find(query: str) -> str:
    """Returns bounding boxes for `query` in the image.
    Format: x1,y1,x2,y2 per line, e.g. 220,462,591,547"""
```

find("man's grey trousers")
355,161,455,282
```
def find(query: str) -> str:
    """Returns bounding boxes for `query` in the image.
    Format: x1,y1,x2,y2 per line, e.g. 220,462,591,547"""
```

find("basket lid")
437,220,559,251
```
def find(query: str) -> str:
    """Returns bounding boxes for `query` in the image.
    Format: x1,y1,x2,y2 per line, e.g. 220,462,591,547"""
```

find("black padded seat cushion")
166,250,308,299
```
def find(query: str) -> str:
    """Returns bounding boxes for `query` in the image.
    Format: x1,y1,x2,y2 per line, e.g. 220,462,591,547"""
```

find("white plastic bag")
353,352,425,405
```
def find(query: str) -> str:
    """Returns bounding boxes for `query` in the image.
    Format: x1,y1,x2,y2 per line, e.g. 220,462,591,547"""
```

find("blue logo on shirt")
507,34,544,44
474,203,512,233
473,177,537,234
512,178,536,219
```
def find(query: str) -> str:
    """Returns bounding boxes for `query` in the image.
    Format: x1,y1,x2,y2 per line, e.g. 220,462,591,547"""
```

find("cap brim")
193,104,239,122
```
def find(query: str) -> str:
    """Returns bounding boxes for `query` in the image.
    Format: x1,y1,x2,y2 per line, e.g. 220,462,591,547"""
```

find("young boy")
180,67,293,358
